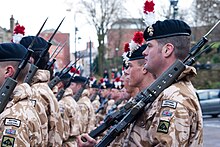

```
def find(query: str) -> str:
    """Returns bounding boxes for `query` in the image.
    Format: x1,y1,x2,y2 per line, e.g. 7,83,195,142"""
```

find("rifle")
24,17,65,85
56,66,80,101
48,58,80,89
0,48,34,113
107,98,123,114
45,41,67,70
73,76,90,102
81,20,220,143
94,20,220,147
95,94,112,114
90,85,101,102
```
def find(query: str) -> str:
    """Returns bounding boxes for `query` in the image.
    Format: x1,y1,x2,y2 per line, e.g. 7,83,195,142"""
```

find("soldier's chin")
144,63,148,69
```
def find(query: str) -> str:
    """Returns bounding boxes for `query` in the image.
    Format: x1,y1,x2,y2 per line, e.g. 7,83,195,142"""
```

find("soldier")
57,73,82,146
20,36,64,146
141,19,203,146
0,43,42,146
71,76,96,134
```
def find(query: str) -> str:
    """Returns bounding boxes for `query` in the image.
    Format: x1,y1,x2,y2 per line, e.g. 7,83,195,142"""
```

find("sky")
0,0,193,53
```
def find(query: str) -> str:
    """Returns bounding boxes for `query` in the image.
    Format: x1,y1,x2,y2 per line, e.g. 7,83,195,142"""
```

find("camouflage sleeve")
78,102,90,133
38,84,64,146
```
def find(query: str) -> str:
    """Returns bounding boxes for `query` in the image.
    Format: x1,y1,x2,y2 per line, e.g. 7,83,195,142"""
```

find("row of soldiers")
0,33,129,146
1,12,213,146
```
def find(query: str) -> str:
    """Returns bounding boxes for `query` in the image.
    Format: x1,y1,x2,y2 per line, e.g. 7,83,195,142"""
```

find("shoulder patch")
157,120,170,134
161,110,173,117
4,129,16,135
161,100,177,109
1,135,15,147
4,118,21,127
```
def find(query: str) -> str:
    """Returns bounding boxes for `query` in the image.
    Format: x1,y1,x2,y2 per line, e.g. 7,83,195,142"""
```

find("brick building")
40,30,70,70
107,18,146,59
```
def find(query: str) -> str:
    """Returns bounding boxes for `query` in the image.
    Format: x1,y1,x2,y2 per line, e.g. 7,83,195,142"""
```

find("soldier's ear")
5,65,15,78
162,43,174,58
142,67,148,75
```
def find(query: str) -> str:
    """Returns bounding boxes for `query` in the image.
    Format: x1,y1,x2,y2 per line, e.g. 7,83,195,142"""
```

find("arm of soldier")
150,100,192,146
39,83,64,145
77,133,97,147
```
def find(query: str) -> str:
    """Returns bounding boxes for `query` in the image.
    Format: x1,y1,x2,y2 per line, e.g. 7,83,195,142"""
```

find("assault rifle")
73,76,90,102
24,17,65,84
81,20,220,143
56,66,80,101
48,58,80,89
95,94,112,114
107,98,123,114
45,41,67,70
95,20,220,147
0,48,34,113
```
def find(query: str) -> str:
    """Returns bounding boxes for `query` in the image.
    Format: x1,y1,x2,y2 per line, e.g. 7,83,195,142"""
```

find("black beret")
144,19,191,41
71,76,87,83
20,36,48,51
128,44,147,61
0,43,27,62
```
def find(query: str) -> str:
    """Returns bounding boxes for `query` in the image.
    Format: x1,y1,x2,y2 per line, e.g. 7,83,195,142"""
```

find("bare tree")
193,0,220,26
79,0,126,75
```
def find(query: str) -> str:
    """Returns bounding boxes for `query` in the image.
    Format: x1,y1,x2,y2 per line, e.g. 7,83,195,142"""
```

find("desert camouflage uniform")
77,89,96,133
59,88,82,147
0,83,42,146
30,69,64,146
111,66,203,147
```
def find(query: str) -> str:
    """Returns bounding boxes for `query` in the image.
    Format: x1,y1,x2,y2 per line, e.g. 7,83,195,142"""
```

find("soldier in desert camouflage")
57,72,82,146
0,43,43,146
20,36,64,146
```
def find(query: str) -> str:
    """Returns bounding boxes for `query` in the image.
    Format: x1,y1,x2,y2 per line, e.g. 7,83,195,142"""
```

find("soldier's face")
143,40,163,76
127,60,144,88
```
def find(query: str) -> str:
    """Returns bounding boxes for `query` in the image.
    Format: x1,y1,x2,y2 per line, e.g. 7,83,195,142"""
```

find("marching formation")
0,0,219,147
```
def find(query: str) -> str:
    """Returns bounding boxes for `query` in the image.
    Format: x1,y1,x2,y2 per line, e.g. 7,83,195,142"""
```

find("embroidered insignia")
157,120,170,134
161,100,177,109
161,110,173,117
1,136,15,147
5,129,16,135
4,118,21,127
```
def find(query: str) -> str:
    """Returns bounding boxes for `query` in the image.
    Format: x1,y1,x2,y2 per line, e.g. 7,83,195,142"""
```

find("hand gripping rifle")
48,58,80,89
94,20,220,147
24,17,65,84
0,48,34,113
45,41,67,70
56,66,80,101
81,20,220,143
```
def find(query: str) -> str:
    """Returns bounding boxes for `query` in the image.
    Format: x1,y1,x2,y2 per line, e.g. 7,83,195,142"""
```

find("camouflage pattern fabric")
77,89,96,133
111,66,203,147
58,88,81,146
0,83,43,146
30,69,64,146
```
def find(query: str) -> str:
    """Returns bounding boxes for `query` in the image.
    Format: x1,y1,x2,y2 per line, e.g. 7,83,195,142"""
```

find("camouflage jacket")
77,89,96,133
111,66,203,147
59,88,81,144
30,69,64,146
0,83,42,146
